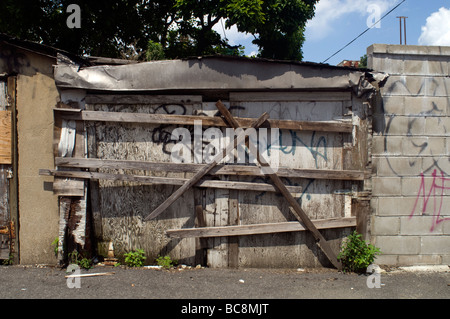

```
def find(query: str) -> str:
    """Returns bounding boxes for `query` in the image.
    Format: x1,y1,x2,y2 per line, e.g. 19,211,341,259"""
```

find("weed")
51,237,59,257
156,255,177,269
124,249,146,267
338,230,381,273
68,250,92,270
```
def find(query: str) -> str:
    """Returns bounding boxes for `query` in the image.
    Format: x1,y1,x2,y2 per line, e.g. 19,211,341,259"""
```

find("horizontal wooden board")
55,109,353,133
0,111,11,164
55,157,365,181
85,94,203,104
53,178,85,196
40,169,303,193
166,217,357,238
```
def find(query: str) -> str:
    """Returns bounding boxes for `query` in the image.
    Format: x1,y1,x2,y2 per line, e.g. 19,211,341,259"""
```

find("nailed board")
0,111,11,164
79,92,366,268
86,96,208,264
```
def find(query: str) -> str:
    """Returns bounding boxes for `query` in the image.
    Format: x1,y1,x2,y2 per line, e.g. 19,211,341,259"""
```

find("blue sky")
214,0,450,65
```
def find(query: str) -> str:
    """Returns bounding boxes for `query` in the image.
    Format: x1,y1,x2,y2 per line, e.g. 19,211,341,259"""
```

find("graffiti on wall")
410,169,450,232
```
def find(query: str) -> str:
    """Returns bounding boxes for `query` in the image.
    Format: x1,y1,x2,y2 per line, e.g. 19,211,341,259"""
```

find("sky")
213,0,450,66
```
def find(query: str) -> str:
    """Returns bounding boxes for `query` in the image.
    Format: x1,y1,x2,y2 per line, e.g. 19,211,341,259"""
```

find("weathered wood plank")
0,111,11,164
53,178,85,196
215,100,343,270
166,217,357,238
54,157,365,181
143,111,271,221
39,169,302,193
85,94,203,104
55,109,352,133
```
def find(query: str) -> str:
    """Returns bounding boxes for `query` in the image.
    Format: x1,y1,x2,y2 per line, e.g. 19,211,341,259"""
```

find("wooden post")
144,112,270,221
215,100,342,270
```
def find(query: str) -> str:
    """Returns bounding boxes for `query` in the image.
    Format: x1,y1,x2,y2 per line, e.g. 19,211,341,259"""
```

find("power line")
322,0,406,64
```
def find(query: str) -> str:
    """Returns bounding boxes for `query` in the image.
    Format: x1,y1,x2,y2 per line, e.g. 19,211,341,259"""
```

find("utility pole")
397,16,408,45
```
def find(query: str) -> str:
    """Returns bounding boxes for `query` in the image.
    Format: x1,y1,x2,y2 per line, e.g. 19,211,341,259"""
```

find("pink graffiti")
410,169,450,232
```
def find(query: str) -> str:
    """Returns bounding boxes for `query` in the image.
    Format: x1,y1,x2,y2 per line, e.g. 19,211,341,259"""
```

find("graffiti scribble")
410,169,450,232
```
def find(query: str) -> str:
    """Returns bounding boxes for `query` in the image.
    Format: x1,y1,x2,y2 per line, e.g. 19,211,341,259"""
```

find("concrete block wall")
368,44,450,266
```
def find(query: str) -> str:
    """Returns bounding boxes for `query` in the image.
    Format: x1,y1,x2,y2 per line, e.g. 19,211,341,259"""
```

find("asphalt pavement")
0,264,449,300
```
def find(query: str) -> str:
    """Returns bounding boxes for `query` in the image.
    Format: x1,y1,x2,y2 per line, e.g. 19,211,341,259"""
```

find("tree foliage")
0,0,318,61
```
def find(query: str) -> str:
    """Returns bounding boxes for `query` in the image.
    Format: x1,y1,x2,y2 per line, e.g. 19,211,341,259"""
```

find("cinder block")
381,96,405,114
403,58,448,76
372,177,401,196
443,219,450,235
398,254,442,265
371,136,386,155
377,157,422,177
383,115,425,136
372,135,404,156
400,216,444,235
425,116,450,136
374,235,421,254
377,197,417,216
404,96,449,116
372,216,400,235
421,236,450,254
402,137,446,157
401,176,435,197
374,254,398,265
422,156,450,175
442,254,450,264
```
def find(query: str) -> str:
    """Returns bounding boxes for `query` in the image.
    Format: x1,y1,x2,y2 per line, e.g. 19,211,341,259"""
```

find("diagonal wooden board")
144,111,270,221
215,100,342,270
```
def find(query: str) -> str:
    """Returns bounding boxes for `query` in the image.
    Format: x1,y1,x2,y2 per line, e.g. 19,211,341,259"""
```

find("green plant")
2,254,13,265
68,250,92,270
338,231,381,273
156,255,177,269
124,249,146,267
51,237,59,257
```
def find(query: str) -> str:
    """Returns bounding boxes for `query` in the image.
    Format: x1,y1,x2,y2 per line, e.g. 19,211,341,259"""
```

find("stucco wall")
1,45,60,264
368,44,450,266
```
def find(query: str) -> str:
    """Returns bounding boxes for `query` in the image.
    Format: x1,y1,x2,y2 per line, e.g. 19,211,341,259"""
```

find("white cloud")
418,7,450,46
306,0,398,40
212,18,252,46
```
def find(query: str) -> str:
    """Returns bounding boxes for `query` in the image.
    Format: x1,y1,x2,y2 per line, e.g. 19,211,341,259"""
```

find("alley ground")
0,264,448,300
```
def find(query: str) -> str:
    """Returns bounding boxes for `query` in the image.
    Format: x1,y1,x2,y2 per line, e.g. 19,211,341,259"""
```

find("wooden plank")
144,111,270,221
85,94,203,104
39,169,302,193
194,188,207,266
53,178,85,196
0,111,11,164
167,217,356,238
55,109,352,133
230,91,352,102
65,272,115,278
215,100,343,270
54,157,365,181
228,188,239,268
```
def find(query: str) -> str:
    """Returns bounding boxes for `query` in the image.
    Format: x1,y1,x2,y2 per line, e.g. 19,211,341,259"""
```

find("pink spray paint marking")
410,169,450,232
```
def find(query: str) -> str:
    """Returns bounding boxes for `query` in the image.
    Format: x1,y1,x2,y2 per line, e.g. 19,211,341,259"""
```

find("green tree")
0,0,318,61
175,0,318,60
